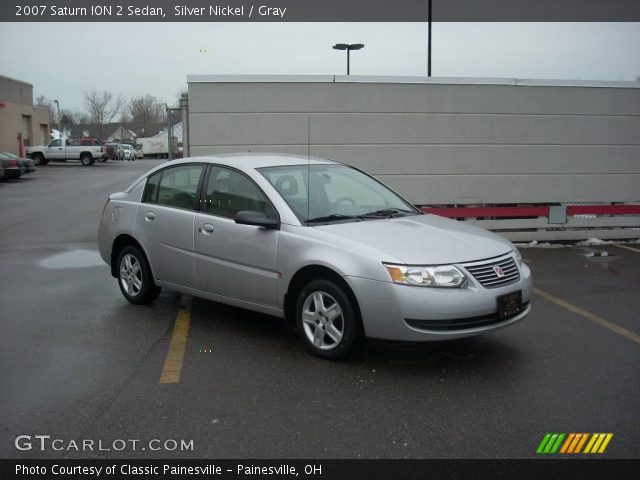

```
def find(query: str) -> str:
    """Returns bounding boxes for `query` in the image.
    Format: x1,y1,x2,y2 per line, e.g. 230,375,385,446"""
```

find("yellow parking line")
615,244,640,253
534,288,640,345
159,296,193,384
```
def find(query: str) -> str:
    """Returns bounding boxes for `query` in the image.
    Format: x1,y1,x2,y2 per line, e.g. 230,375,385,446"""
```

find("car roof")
165,152,340,170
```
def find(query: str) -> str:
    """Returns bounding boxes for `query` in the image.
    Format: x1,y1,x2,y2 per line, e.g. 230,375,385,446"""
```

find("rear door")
194,166,279,307
135,163,206,288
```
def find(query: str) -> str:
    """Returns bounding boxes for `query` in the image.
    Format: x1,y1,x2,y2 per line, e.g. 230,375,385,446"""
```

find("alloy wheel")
119,253,142,297
301,291,344,350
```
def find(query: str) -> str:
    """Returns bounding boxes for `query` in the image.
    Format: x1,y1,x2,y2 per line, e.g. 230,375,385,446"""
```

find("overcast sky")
0,22,638,112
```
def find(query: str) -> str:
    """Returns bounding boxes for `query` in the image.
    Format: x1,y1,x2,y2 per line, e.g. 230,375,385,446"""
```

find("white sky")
0,22,638,112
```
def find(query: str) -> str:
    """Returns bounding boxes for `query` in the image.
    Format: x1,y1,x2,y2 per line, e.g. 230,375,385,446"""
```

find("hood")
314,214,513,264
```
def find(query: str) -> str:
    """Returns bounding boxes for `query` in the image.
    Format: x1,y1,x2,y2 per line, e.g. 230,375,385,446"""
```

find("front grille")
463,254,520,288
405,302,529,332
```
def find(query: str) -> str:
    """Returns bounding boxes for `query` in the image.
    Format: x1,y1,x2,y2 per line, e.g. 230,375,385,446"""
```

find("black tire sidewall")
295,279,361,360
116,246,158,305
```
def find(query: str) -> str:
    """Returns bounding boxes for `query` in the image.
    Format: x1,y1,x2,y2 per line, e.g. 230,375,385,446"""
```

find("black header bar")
3,0,640,22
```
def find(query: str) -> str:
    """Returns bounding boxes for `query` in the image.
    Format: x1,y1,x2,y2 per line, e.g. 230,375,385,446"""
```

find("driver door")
46,139,64,160
194,166,279,307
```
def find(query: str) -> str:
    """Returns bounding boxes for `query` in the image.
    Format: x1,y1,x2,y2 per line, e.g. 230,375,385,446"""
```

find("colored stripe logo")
536,433,613,454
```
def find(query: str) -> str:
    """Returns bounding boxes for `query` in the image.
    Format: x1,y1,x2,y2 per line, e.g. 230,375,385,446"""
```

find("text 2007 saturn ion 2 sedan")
98,154,532,359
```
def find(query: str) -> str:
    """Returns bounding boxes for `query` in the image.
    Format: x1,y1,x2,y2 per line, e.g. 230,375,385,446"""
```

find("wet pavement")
0,160,638,459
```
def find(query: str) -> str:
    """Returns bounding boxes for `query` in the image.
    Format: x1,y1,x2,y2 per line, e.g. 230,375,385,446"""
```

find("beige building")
0,75,50,155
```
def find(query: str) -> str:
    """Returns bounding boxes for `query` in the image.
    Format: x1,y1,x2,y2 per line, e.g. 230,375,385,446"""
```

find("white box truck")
137,136,170,159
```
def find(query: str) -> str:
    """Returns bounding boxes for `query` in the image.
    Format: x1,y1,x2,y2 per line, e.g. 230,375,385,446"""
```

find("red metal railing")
421,204,640,218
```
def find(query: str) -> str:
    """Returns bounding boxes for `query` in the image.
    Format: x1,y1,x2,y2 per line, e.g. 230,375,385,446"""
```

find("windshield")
258,164,418,223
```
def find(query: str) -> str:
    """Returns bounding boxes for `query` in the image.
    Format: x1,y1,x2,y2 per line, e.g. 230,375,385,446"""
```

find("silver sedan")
98,154,532,359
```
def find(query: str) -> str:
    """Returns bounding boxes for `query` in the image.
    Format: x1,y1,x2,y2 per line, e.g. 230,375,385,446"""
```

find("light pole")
53,99,61,137
428,0,432,77
332,43,364,75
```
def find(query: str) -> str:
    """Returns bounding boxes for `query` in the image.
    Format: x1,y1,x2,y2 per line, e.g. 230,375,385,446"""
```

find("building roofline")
187,74,640,89
0,74,34,88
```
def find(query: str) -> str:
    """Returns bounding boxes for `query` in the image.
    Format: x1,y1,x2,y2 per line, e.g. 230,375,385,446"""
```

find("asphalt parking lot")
0,160,638,459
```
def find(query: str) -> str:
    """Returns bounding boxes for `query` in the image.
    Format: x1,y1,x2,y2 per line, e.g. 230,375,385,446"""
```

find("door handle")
199,223,214,234
145,211,155,221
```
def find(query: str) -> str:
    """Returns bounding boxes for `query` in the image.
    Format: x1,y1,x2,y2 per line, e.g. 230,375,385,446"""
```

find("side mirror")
234,210,280,230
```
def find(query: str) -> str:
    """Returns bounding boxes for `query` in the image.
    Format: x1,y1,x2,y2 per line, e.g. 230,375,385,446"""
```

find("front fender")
276,224,398,308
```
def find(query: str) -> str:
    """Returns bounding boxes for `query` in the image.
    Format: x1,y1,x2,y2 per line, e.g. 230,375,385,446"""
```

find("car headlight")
513,248,523,267
383,264,466,288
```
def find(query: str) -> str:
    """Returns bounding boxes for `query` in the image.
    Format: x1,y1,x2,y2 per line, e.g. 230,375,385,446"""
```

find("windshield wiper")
359,208,416,218
305,214,360,224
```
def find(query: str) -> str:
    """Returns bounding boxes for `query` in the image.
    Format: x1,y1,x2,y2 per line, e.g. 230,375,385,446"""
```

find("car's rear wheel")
117,246,161,304
80,153,94,166
295,279,361,360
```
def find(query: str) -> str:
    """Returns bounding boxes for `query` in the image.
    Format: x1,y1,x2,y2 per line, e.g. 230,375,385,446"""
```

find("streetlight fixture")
53,99,61,137
332,43,364,75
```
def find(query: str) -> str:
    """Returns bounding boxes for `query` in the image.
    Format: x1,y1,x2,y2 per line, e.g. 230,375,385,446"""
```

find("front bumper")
346,262,532,341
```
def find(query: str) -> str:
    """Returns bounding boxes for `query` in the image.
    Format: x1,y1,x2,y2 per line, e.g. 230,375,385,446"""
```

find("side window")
143,165,204,210
143,171,162,204
156,165,204,210
204,167,271,219
49,139,61,147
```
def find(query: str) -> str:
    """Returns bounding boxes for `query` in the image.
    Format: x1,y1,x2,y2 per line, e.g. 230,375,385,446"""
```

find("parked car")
121,144,136,161
98,154,532,359
104,143,121,161
0,151,36,173
106,144,117,160
0,156,23,180
0,162,4,180
26,138,106,166
134,144,144,159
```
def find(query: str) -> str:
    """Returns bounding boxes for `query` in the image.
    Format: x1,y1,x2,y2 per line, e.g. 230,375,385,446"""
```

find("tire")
116,246,161,305
80,153,94,166
32,153,47,166
295,278,362,360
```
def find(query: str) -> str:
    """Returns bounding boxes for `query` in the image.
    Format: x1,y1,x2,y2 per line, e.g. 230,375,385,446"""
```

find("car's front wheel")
295,279,362,360
117,246,161,304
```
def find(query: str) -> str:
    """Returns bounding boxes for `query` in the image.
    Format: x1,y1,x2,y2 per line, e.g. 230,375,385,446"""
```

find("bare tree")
119,110,132,123
129,95,166,137
83,89,125,139
72,110,91,125
59,110,76,131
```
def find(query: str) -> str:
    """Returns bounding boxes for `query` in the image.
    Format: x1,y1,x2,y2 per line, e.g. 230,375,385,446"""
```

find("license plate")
498,290,522,319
